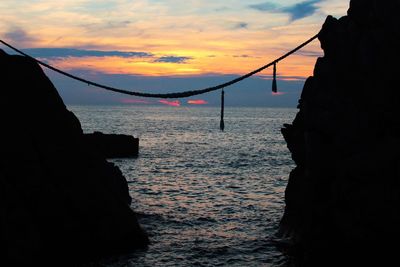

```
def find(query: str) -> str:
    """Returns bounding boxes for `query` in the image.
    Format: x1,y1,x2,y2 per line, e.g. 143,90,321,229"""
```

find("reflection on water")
70,105,296,267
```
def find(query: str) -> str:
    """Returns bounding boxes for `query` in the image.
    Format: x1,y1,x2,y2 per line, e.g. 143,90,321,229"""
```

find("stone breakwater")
279,0,400,265
0,49,148,265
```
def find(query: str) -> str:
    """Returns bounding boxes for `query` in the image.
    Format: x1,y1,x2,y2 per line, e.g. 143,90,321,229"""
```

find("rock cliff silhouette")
83,132,139,158
0,49,148,265
280,0,400,265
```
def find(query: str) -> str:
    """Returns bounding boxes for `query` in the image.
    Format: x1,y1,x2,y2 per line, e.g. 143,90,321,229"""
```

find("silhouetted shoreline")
83,131,139,158
279,0,400,266
0,49,148,265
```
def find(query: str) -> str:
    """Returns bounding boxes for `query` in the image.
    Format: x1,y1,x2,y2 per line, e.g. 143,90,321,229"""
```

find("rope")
0,33,319,99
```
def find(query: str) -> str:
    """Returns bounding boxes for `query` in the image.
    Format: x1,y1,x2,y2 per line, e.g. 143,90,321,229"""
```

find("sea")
69,105,297,267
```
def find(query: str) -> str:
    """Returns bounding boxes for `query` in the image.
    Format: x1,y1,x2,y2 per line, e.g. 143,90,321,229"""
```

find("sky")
0,0,349,106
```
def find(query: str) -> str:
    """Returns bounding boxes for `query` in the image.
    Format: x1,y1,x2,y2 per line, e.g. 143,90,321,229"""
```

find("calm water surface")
70,105,297,267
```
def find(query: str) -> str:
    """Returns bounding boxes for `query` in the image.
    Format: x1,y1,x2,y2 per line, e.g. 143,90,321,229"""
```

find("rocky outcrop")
279,0,400,265
0,50,148,265
83,132,139,158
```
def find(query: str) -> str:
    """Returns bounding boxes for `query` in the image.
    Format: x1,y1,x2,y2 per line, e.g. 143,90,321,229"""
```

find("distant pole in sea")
272,62,278,93
220,89,225,131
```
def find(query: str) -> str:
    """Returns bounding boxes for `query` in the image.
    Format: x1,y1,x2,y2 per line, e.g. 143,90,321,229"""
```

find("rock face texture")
280,0,400,265
0,50,148,265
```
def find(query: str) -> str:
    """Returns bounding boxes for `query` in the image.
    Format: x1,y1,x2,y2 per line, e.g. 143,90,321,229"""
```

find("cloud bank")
154,56,192,64
3,27,38,46
15,47,193,66
21,48,153,58
249,0,321,22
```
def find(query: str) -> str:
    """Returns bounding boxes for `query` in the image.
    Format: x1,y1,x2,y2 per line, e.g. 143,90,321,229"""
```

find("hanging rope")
272,62,277,93
0,33,319,99
220,89,225,131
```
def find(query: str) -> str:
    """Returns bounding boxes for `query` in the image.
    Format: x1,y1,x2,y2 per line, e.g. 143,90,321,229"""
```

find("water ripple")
70,106,296,266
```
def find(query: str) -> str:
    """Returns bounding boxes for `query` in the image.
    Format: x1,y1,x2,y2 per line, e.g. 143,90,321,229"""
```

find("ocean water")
69,105,297,267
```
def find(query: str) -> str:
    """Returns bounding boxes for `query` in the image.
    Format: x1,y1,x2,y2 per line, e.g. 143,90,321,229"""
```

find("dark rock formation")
83,132,139,158
0,50,148,265
279,0,400,265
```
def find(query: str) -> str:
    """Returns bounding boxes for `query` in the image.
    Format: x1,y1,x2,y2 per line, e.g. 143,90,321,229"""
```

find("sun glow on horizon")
159,100,181,107
272,91,286,96
188,99,208,105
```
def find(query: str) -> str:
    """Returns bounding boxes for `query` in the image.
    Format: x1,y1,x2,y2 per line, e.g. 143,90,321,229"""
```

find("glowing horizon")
0,0,349,79
188,100,208,105
159,99,181,107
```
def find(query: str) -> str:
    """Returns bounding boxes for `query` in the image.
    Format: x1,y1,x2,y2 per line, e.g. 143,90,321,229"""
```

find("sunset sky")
0,0,349,106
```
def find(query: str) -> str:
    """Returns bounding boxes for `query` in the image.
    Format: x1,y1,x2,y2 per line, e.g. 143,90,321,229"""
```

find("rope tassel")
272,62,277,93
220,89,225,131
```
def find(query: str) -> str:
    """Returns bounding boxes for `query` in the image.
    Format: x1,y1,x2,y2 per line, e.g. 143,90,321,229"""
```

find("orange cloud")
158,100,181,107
0,0,342,79
187,99,208,105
